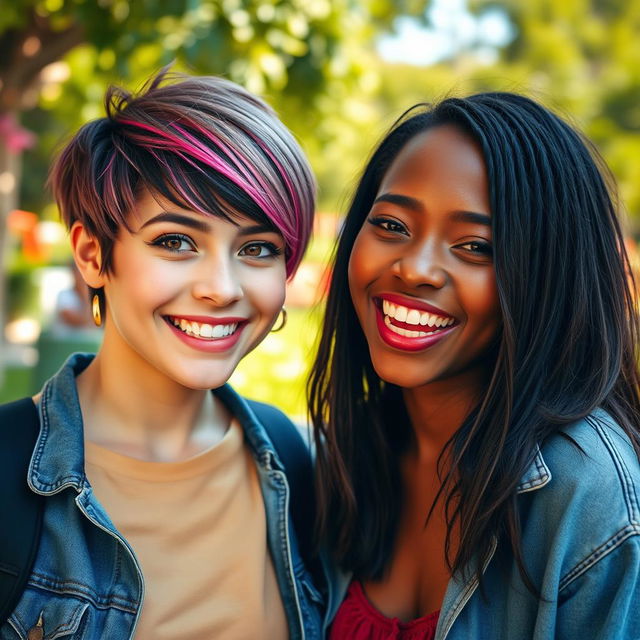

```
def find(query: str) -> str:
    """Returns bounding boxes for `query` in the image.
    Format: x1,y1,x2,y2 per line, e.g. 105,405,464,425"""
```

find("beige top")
84,419,289,640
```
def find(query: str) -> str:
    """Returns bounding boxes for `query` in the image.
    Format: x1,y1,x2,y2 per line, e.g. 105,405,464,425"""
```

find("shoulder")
245,398,311,460
214,383,310,458
245,397,296,427
539,410,640,524
0,396,38,421
524,412,640,571
514,412,640,596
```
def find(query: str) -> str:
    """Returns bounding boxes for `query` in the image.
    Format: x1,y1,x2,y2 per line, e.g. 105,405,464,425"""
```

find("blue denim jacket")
1,353,324,640
324,411,640,639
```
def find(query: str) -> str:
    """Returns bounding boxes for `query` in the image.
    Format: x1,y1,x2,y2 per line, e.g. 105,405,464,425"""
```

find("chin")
370,358,433,390
170,365,237,392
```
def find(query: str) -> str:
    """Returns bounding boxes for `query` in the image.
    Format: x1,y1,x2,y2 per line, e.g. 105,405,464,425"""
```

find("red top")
329,581,440,640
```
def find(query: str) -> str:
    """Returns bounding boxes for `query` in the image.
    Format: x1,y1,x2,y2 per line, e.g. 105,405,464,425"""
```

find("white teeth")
385,315,435,337
212,324,224,338
381,299,454,331
170,317,238,340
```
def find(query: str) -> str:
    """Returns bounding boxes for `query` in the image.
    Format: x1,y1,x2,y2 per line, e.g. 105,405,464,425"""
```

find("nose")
191,253,243,307
391,241,447,289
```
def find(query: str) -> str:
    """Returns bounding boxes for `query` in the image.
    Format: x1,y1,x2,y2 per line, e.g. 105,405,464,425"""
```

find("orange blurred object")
7,209,43,260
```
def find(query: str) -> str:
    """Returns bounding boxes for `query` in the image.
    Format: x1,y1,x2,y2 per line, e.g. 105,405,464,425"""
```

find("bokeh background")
2,0,640,420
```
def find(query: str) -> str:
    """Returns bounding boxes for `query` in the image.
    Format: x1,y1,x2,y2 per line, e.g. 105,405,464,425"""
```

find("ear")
70,221,106,289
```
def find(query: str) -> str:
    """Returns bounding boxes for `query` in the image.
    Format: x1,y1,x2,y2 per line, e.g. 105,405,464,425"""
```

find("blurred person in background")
52,261,94,333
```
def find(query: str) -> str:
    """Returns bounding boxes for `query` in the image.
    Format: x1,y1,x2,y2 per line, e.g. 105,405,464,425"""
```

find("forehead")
380,124,488,194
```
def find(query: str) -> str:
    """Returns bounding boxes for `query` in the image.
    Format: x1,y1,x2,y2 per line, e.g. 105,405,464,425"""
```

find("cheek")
245,265,287,317
119,257,172,300
465,270,501,335
104,244,183,319
347,232,372,302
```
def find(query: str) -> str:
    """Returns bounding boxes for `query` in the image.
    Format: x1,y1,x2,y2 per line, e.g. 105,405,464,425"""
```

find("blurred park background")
1,0,640,420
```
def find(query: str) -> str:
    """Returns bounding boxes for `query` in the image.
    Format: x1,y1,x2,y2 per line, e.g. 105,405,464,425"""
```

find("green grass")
0,366,33,403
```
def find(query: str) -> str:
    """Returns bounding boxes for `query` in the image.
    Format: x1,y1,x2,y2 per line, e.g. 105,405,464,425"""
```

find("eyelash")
239,241,283,259
367,216,408,235
148,234,283,259
368,217,493,258
455,241,493,256
149,233,195,253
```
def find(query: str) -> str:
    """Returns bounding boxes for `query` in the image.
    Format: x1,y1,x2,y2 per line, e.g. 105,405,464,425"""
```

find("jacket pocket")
2,591,89,640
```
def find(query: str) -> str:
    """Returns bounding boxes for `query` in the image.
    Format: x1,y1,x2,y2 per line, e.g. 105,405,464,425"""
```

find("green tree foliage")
0,0,430,369
326,0,640,229
1,0,432,214
468,0,640,223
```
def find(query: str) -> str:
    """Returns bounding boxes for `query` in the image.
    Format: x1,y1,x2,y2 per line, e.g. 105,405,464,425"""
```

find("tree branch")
0,8,85,111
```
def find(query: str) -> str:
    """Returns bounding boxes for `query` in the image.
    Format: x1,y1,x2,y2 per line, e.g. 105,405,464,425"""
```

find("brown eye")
456,241,493,256
149,233,195,253
243,245,263,257
366,216,409,236
239,242,282,259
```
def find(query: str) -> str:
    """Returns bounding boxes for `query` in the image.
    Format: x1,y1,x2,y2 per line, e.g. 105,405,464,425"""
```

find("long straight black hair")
308,92,640,586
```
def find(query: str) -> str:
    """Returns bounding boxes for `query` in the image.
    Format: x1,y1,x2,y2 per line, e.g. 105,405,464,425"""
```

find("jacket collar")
213,383,286,470
29,353,283,495
516,444,551,493
30,353,551,494
30,352,91,494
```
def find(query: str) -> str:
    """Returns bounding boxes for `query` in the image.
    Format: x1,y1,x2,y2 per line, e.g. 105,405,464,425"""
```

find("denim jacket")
324,411,640,639
1,353,324,640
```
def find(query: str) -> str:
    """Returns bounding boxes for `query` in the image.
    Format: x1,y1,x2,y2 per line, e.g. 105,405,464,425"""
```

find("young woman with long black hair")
309,93,640,639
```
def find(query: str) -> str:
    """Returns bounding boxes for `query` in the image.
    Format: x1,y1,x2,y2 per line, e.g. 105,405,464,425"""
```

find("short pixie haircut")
49,69,315,277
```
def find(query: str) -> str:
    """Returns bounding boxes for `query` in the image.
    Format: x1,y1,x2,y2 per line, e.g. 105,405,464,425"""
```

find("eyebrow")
373,193,423,211
139,212,277,237
451,210,492,226
139,212,211,233
373,194,491,227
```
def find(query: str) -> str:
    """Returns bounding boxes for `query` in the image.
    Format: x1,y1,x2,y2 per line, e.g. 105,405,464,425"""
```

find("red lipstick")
378,293,453,318
163,315,247,353
373,299,457,352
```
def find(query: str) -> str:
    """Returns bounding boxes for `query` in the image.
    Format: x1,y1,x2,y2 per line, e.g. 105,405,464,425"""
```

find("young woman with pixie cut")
310,93,640,639
0,70,322,640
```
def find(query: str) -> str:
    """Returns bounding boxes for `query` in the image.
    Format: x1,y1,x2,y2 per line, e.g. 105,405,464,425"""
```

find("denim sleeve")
557,535,640,639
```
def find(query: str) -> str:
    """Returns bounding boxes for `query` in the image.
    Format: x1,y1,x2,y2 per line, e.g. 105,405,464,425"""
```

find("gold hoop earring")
92,294,102,327
271,308,287,332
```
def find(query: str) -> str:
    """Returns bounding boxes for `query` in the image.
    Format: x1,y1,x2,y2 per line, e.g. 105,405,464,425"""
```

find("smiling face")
348,124,501,391
93,189,287,390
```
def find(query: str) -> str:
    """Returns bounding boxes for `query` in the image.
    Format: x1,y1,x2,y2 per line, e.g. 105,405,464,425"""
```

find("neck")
402,366,487,462
76,330,230,461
